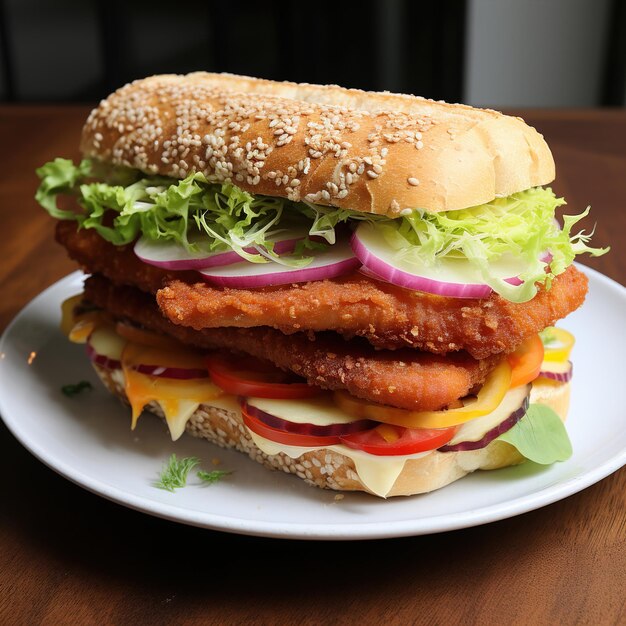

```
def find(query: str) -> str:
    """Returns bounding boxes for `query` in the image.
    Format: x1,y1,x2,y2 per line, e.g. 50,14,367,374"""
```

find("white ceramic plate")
1,267,625,540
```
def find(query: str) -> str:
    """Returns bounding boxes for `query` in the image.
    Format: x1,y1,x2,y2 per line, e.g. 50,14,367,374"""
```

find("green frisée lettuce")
36,158,607,295
377,188,608,302
35,158,362,267
497,404,573,464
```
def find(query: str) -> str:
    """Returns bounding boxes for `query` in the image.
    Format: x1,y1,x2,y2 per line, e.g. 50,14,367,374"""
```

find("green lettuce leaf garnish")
35,158,363,268
35,158,92,219
380,187,608,302
497,404,573,464
35,158,607,294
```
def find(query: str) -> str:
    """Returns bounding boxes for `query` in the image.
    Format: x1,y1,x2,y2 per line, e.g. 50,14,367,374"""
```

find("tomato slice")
242,404,455,455
508,334,544,388
206,352,322,399
340,423,457,456
241,405,339,447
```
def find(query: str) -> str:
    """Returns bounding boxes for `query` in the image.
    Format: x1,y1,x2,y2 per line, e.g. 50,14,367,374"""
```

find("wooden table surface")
0,106,624,626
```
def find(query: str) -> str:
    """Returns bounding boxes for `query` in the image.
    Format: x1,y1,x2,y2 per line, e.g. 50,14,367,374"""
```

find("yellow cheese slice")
121,343,222,440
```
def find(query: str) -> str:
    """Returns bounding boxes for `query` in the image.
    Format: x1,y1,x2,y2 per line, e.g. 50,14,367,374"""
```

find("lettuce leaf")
35,158,92,219
381,188,608,302
35,158,364,267
35,159,607,285
497,403,573,464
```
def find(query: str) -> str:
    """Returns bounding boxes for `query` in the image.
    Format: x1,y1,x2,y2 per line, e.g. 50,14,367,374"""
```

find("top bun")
81,72,555,217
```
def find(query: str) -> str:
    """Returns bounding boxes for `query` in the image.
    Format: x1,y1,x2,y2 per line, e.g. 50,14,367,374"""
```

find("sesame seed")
83,74,444,217
408,177,420,186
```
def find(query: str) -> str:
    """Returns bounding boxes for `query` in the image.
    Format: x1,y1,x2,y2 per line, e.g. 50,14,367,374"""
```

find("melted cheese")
244,396,433,496
82,319,234,441
82,320,505,496
121,345,223,441
85,321,565,496
89,326,127,359
247,429,431,498
68,320,97,343
122,368,224,439
246,394,366,425
62,295,110,343
112,352,431,496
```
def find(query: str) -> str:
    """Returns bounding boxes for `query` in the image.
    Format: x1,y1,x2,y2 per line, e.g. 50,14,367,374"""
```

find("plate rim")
1,266,625,540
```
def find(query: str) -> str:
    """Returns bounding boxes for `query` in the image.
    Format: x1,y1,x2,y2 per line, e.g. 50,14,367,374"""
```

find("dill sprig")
197,469,232,485
155,454,200,492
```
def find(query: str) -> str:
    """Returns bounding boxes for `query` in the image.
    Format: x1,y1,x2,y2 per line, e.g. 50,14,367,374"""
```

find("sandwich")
36,73,606,498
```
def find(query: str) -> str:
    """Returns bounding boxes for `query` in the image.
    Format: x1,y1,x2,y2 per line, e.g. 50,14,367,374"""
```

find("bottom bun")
93,364,570,498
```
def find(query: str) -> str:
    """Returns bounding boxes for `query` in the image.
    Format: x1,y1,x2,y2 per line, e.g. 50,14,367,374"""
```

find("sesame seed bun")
93,363,570,498
81,72,555,217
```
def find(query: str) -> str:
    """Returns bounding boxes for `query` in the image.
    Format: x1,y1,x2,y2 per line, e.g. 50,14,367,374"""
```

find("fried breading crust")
55,221,193,293
84,275,500,411
159,266,587,359
58,221,587,358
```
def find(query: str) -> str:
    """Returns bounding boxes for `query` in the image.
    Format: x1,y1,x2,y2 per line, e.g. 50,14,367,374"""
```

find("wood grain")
0,106,624,626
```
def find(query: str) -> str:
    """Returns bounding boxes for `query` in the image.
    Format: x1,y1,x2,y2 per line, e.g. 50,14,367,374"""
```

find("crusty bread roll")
81,72,554,216
93,362,570,498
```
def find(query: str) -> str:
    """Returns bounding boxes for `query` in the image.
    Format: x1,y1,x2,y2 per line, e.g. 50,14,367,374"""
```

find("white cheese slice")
247,429,431,498
246,394,362,425
446,384,530,445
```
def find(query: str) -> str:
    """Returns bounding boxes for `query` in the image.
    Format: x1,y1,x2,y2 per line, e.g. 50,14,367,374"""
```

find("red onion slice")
439,385,531,452
86,342,121,370
199,238,359,288
87,345,209,379
538,361,573,383
242,401,376,437
134,229,314,271
351,222,545,298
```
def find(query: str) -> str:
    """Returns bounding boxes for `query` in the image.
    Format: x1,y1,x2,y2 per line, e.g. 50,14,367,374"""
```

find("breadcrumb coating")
83,275,499,411
158,266,587,359
58,222,587,358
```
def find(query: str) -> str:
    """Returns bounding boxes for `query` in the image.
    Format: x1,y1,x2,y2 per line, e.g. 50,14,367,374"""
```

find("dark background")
0,0,624,106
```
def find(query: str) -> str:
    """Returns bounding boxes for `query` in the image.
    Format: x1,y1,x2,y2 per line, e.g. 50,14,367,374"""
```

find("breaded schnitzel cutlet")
57,221,588,359
158,266,587,359
84,274,500,411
